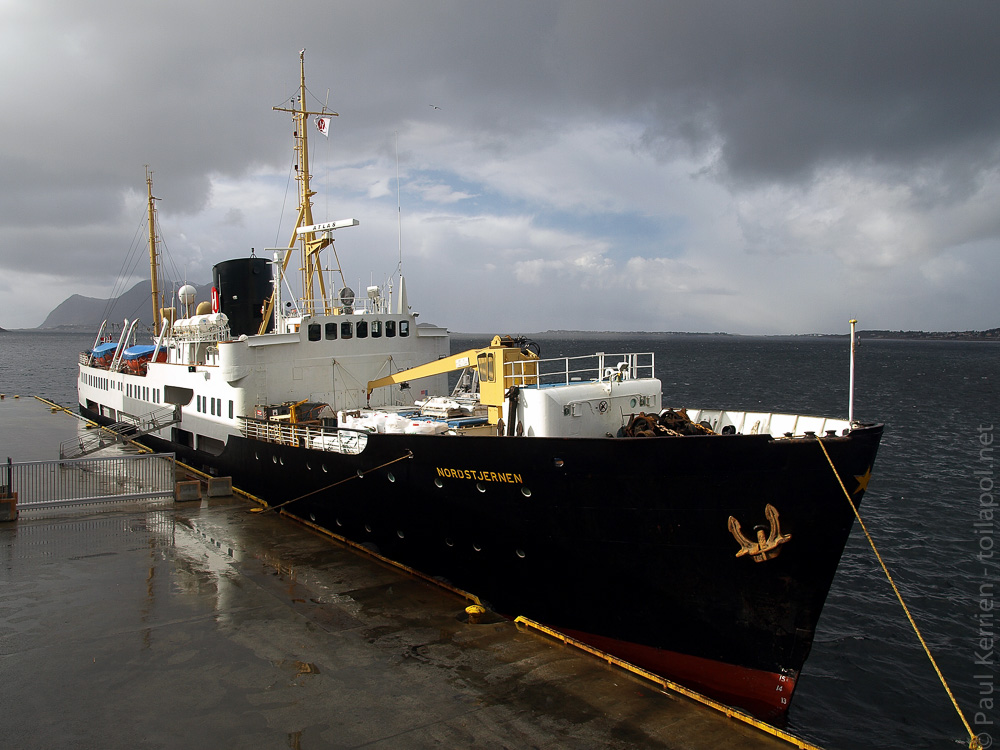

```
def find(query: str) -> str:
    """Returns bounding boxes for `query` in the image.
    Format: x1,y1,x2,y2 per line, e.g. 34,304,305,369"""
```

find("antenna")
395,131,402,276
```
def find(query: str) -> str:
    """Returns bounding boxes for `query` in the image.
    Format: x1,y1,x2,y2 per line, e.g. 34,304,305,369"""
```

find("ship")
76,52,883,720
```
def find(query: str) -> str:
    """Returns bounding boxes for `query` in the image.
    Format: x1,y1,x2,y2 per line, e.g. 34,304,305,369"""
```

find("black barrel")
212,258,274,336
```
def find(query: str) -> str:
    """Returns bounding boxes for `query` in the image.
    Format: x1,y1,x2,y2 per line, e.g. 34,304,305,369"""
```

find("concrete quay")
0,396,806,749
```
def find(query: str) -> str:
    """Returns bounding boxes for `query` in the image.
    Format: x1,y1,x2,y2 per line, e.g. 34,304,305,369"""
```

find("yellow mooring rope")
817,438,981,750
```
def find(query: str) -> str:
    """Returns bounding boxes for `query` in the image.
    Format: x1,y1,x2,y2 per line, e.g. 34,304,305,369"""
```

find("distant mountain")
38,280,213,331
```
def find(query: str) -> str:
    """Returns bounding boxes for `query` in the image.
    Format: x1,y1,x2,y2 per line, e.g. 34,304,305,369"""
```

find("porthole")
309,513,317,522
387,472,395,483
521,487,532,497
279,457,285,465
272,455,277,464
434,478,443,488
396,530,405,539
516,549,526,559
473,543,482,552
306,462,312,470
364,524,372,533
255,452,260,460
322,464,328,473
336,518,343,527
445,537,454,547
356,469,364,478
553,458,564,468
630,397,637,409
476,483,486,493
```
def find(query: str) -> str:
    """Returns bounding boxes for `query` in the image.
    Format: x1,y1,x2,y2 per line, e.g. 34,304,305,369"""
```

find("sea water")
2,328,997,749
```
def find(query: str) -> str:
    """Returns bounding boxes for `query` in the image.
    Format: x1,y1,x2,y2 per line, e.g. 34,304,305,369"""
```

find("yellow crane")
366,336,540,426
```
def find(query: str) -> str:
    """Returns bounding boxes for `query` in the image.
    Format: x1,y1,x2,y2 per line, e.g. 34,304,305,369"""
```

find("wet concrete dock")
0,398,804,749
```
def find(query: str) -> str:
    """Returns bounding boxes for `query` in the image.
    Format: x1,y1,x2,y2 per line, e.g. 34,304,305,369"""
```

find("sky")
2,0,999,334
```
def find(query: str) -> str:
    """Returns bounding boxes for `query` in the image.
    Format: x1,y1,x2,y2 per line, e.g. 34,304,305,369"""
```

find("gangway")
59,405,181,459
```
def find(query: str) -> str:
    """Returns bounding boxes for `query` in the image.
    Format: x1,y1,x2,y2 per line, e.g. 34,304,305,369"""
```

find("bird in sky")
429,104,441,110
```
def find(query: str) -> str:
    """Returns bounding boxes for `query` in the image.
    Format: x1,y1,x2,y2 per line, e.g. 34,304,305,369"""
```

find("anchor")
727,503,791,562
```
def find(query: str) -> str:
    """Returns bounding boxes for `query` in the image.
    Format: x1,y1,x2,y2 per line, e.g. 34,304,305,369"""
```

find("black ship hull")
83,405,882,718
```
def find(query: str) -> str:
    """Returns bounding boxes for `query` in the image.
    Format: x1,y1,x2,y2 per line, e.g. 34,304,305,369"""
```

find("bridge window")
308,323,321,341
341,321,353,339
325,322,337,340
385,320,396,337
357,321,368,338
371,320,382,338
400,320,410,337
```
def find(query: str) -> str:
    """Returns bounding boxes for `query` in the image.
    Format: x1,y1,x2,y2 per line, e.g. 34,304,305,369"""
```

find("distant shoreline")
453,328,1000,341
5,325,998,341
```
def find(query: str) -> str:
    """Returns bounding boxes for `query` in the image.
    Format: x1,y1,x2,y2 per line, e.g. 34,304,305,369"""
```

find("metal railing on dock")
4,453,176,510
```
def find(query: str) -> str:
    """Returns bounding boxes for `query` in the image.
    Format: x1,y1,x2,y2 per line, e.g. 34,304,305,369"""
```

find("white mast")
848,319,857,424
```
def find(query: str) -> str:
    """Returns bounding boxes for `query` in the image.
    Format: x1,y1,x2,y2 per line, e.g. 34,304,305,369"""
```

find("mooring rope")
250,450,414,514
817,438,981,750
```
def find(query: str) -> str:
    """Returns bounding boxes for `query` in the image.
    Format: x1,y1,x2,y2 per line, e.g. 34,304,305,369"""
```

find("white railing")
506,352,655,388
169,323,232,344
5,453,176,510
239,418,368,455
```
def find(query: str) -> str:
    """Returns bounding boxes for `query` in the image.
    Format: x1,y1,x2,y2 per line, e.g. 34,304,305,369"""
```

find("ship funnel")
212,258,274,336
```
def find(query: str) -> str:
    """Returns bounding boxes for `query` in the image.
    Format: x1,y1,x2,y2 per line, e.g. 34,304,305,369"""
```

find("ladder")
59,405,182,459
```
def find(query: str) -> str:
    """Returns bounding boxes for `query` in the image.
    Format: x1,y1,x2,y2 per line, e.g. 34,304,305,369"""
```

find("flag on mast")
316,117,331,137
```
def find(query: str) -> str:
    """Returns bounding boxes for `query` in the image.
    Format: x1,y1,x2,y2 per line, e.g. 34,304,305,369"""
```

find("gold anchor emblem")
727,504,791,562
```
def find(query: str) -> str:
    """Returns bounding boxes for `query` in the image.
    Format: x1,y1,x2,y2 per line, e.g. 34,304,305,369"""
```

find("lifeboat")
122,344,167,375
90,342,119,368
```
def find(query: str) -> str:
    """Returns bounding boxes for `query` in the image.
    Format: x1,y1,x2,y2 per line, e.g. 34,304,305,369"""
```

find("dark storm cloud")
538,2,1000,185
2,0,999,331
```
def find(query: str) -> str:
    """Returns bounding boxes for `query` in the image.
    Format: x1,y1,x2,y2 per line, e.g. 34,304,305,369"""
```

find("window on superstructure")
308,324,321,342
371,320,382,338
357,321,368,338
385,320,396,337
229,400,234,419
325,322,337,340
477,352,495,383
400,321,410,337
341,322,353,339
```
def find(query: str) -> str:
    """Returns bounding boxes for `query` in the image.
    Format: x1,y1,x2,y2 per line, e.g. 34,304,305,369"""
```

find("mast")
848,318,857,424
259,49,343,332
146,166,163,332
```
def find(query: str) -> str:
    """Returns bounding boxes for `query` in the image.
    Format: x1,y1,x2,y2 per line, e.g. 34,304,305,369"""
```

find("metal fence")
2,453,176,510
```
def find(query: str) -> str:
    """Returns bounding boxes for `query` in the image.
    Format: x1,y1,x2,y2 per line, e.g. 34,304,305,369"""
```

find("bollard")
0,490,17,522
174,480,201,502
207,477,233,497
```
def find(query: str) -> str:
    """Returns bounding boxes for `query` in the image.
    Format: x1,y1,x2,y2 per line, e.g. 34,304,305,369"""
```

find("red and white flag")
315,117,331,137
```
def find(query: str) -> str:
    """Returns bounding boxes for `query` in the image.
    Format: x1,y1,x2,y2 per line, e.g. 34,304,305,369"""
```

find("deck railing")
506,351,655,388
238,418,368,455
